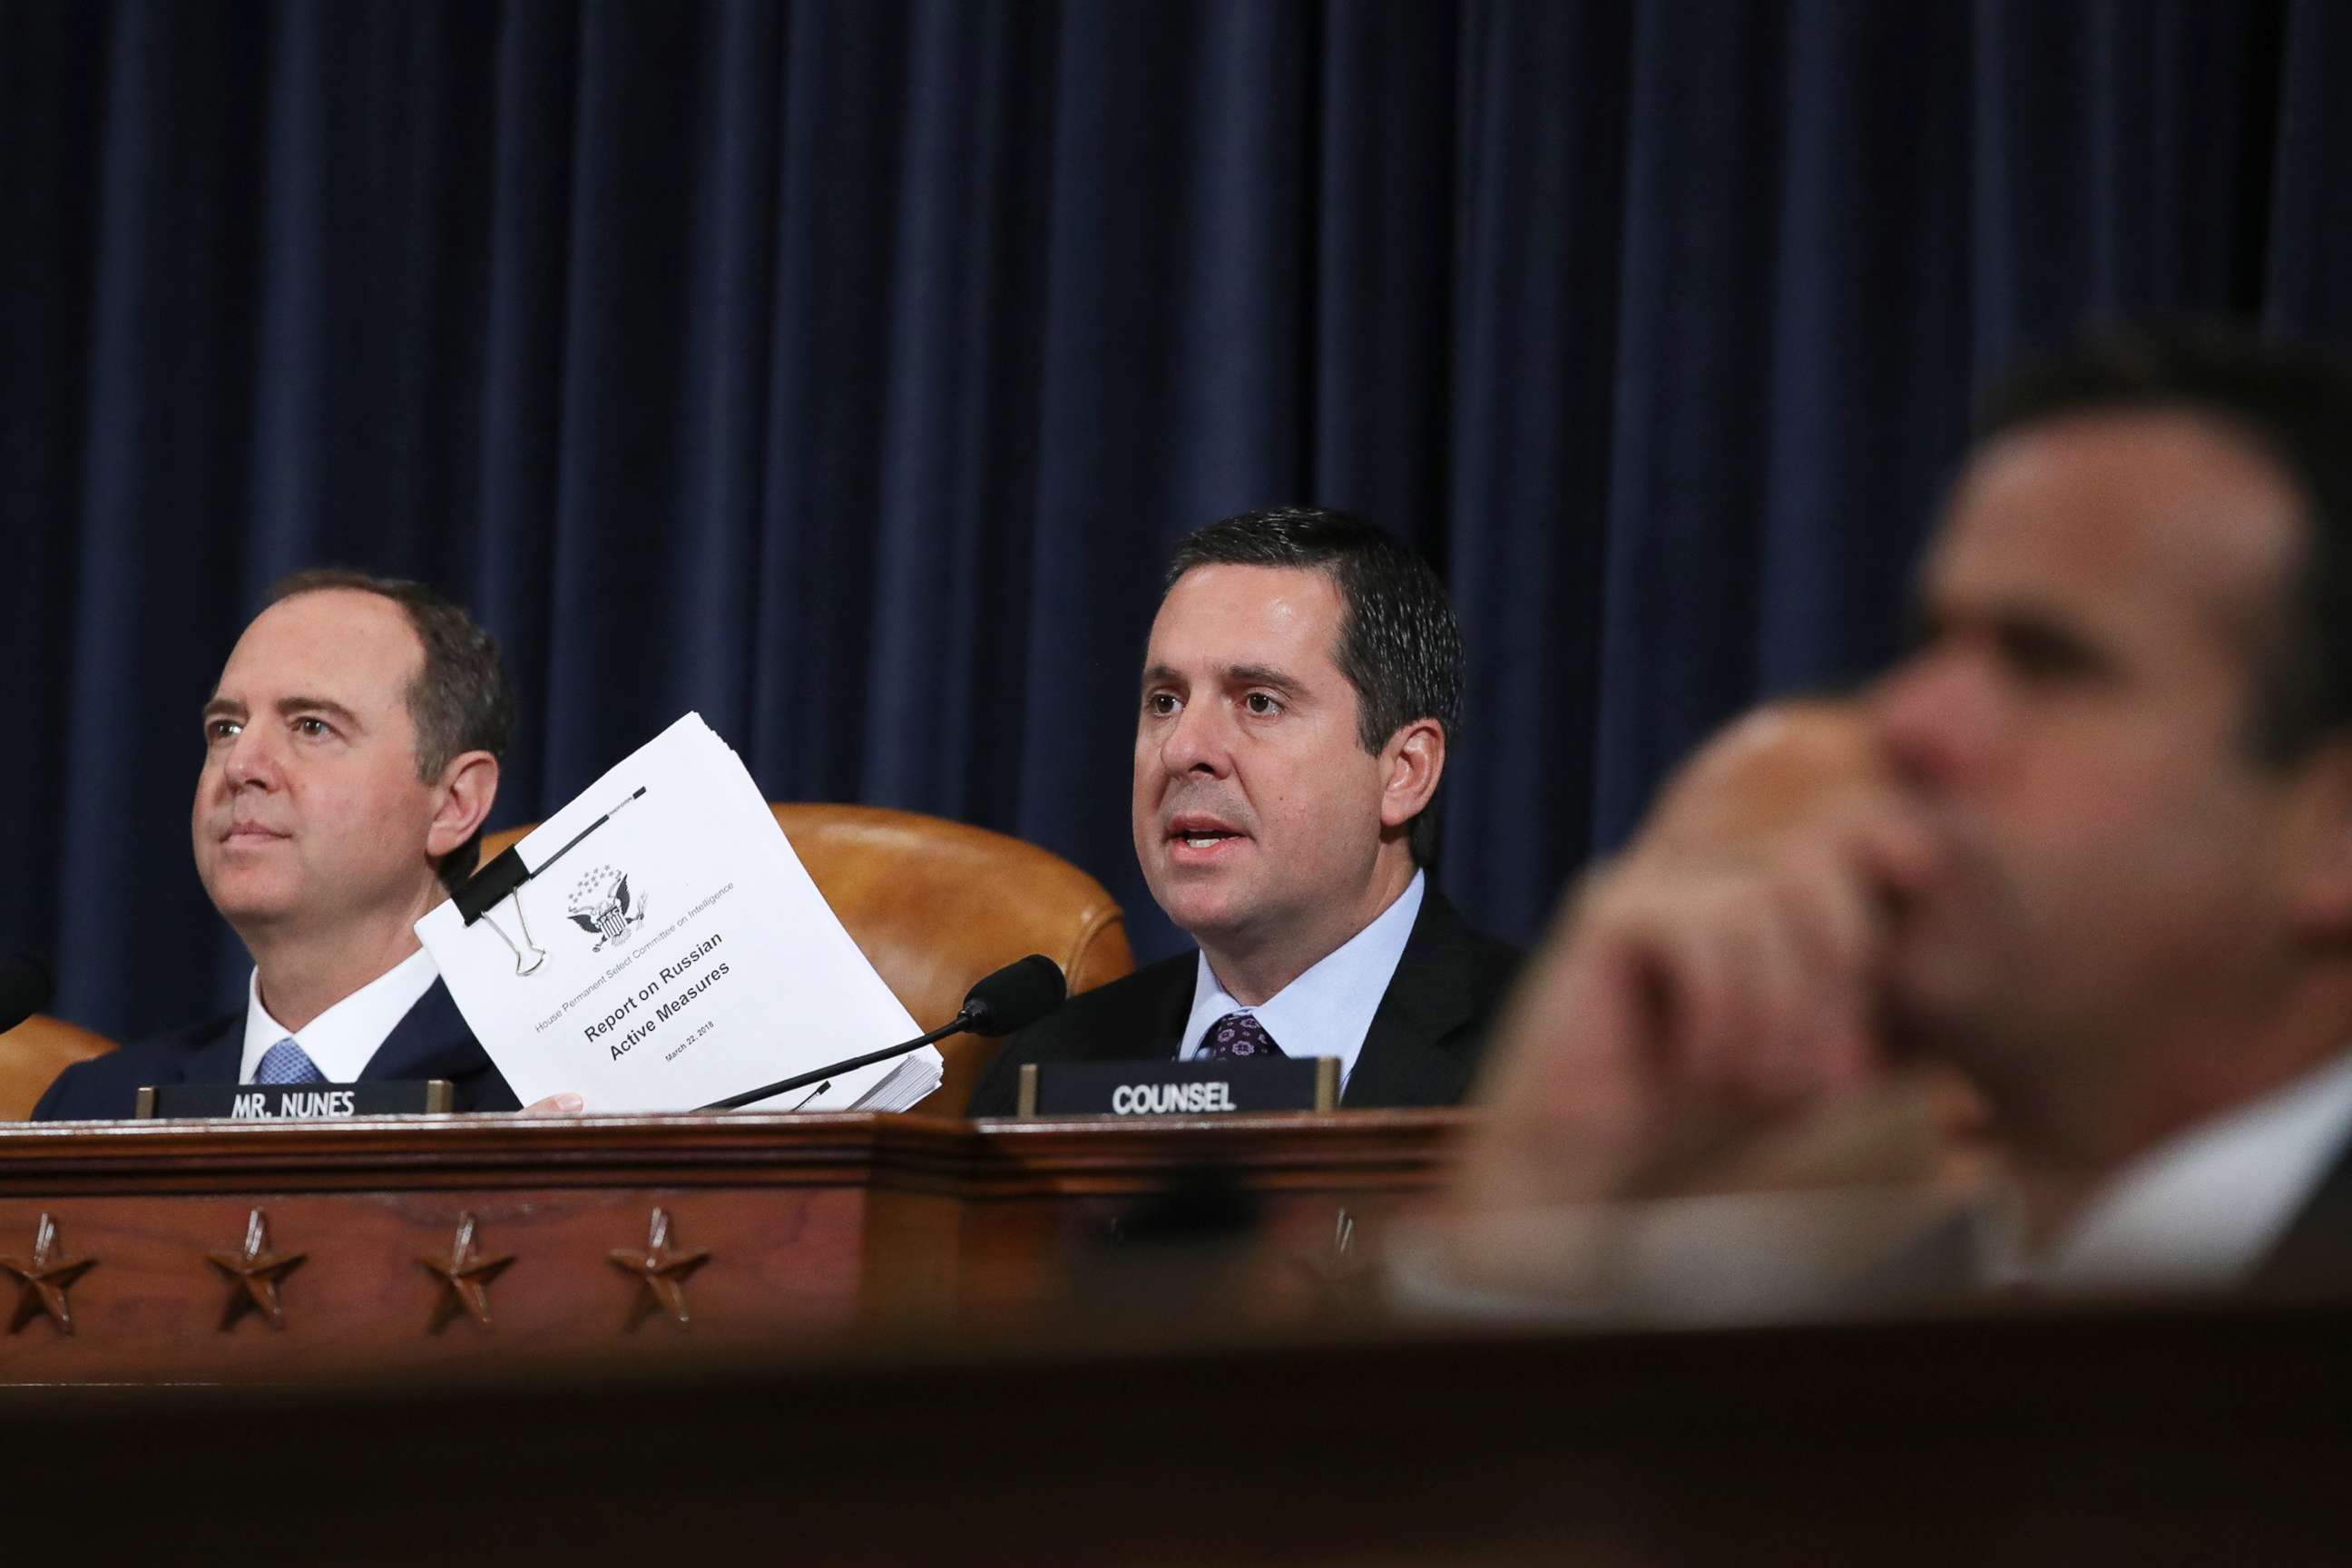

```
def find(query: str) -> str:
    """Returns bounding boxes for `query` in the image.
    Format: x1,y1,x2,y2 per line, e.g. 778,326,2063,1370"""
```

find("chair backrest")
479,802,1132,1112
0,1014,116,1122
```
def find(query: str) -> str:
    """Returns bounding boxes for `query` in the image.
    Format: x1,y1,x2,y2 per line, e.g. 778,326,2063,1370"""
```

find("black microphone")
699,955,1066,1112
0,955,54,1035
955,954,1067,1036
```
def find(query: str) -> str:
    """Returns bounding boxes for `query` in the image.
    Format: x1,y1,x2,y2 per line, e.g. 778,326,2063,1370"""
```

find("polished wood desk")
0,1110,1457,1382
8,1113,2349,1562
5,1304,2347,1564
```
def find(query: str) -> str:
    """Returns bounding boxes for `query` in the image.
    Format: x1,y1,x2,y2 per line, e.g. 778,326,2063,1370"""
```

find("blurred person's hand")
1450,703,1978,1231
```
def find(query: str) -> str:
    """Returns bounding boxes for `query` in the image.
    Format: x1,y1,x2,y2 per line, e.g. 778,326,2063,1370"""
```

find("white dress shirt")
2025,1046,2352,1292
1388,1046,2352,1325
238,945,442,1084
1178,870,1426,1093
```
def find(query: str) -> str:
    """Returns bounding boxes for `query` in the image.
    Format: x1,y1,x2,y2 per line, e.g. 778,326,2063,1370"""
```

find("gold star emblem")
207,1209,306,1331
3,1213,98,1336
608,1207,710,1329
418,1213,514,1332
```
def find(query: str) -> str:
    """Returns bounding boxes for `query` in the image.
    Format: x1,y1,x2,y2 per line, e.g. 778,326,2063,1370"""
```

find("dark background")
6,0,2350,1040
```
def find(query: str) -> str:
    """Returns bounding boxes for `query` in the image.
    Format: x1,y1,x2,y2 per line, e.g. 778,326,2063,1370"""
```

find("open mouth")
1166,816,1246,859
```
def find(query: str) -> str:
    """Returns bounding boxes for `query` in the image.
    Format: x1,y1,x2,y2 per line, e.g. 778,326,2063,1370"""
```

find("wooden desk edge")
0,1107,1476,1194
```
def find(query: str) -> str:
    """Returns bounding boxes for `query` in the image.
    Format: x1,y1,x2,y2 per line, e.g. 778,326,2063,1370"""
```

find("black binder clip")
450,786,647,975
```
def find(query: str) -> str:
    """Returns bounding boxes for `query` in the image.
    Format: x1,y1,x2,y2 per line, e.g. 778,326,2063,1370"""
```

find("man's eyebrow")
1138,662,1309,696
1986,605,2111,667
1224,662,1305,696
1922,592,2060,640
200,696,245,723
1912,593,2118,674
275,695,364,729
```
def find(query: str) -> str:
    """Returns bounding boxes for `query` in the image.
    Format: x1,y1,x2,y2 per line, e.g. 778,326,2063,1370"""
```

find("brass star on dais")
208,1209,306,1331
3,1213,98,1336
608,1207,710,1329
419,1212,514,1332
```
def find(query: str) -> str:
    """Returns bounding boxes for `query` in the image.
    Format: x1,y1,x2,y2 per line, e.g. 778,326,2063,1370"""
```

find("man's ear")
2281,740,2352,943
426,750,501,863
1377,719,1446,831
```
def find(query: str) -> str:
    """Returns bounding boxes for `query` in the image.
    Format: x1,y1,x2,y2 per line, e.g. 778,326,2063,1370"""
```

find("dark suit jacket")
2252,1132,2352,1294
30,979,520,1122
965,887,1519,1116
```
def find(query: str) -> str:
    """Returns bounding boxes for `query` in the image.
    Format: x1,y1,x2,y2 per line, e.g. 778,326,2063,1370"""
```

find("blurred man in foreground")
1440,329,2352,1302
969,507,1518,1113
34,571,523,1119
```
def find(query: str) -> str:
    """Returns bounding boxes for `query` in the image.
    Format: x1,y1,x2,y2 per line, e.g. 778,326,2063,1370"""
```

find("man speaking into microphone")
967,507,1520,1114
32,570,521,1120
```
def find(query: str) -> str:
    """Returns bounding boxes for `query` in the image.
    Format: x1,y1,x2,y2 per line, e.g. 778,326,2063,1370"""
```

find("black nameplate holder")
133,1081,456,1121
1014,1056,1338,1118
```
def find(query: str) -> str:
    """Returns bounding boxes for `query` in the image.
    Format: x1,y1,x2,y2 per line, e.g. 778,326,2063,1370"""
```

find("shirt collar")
240,946,442,1084
2028,1046,2352,1291
1181,871,1426,1091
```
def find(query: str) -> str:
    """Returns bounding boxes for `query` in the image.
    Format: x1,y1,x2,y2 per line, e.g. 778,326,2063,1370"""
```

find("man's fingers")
1772,848,1881,992
1769,852,1895,1088
1847,797,1944,905
1642,901,1738,1087
521,1092,584,1114
1460,771,1914,1210
1450,700,1939,1221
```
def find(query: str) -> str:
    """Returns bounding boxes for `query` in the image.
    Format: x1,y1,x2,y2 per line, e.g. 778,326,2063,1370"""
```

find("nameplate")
132,1081,456,1121
1015,1057,1338,1118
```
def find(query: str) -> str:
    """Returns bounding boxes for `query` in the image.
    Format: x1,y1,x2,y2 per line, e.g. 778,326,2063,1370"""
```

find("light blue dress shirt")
1178,870,1426,1094
238,944,441,1084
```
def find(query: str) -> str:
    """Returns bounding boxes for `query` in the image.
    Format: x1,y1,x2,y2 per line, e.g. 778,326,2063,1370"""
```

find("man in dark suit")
1441,328,2352,1298
34,570,522,1120
970,508,1517,1115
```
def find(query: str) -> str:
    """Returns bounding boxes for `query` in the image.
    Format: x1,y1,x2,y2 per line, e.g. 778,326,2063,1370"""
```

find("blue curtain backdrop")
6,0,2352,1040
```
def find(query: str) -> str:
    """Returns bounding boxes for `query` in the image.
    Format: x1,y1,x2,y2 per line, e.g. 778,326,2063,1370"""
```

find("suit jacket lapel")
2253,1131,2352,1293
1339,890,1482,1108
358,981,481,1083
180,1014,243,1088
1151,958,1195,1063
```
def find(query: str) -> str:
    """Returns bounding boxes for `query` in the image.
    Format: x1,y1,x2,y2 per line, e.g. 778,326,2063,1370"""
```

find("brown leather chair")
0,1014,115,1122
480,803,1132,1113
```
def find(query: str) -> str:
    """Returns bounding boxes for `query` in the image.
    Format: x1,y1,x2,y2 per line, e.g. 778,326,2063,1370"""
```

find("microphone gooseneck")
697,954,1067,1112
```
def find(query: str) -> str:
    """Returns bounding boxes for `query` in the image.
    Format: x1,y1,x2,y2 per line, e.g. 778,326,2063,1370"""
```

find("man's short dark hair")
1165,506,1463,863
269,568,514,893
1978,326,2352,765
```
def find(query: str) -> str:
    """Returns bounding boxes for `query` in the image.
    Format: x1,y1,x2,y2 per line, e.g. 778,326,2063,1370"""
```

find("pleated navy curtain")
6,0,2350,1040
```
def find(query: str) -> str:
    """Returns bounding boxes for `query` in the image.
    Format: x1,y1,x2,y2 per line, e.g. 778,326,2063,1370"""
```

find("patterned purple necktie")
1199,1011,1284,1060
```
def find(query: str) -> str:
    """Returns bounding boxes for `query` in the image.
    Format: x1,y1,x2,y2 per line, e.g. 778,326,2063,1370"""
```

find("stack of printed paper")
417,714,944,1113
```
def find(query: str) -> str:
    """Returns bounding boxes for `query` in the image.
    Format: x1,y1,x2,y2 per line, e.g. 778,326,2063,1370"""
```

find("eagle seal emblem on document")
566,865,650,952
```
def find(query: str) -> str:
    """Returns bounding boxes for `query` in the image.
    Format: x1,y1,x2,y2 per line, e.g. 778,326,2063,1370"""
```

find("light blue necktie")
253,1037,326,1086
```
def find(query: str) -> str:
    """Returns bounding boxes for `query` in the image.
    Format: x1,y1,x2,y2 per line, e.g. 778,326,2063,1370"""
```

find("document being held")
416,714,941,1112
